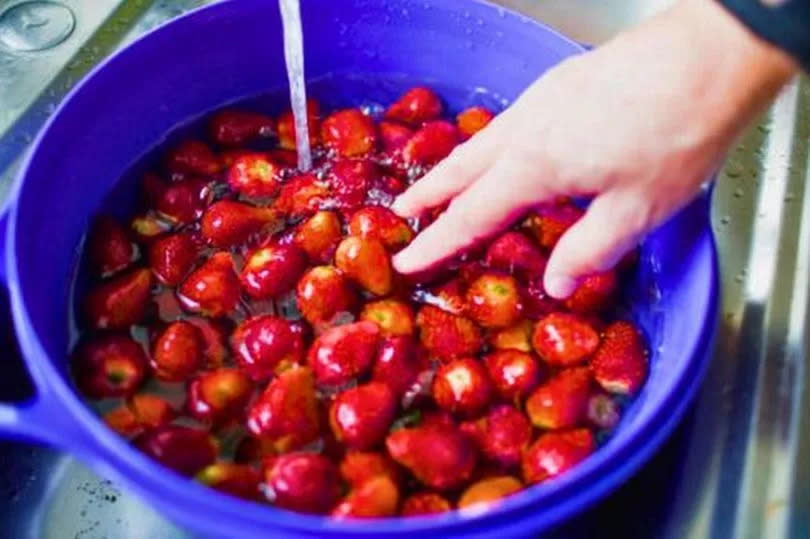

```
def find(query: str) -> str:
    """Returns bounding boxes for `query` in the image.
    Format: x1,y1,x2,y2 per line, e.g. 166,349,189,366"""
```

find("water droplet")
0,1,75,51
734,273,745,283
733,188,744,198
497,6,506,17
476,17,484,26
757,124,770,134
463,10,471,18
784,193,795,202
719,216,730,225
401,8,409,16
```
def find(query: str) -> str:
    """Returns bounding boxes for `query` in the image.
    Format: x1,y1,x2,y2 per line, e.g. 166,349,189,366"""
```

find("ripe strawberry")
460,405,532,469
165,139,222,176
296,265,357,324
485,231,547,280
73,335,147,398
135,425,218,476
155,177,213,224
200,201,279,248
456,106,495,140
385,87,443,126
348,206,414,251
402,120,458,166
240,243,308,299
488,319,534,353
84,267,153,329
564,271,618,313
326,159,379,211
432,358,492,416
339,451,401,488
401,492,452,516
130,213,171,244
591,320,648,395
378,121,414,154
360,299,415,337
148,232,197,286
104,394,175,437
321,108,378,156
587,392,622,429
466,272,522,328
151,320,203,382
293,210,342,263
208,109,274,146
177,252,240,317
335,235,393,296
458,476,522,510
372,336,423,397
532,313,600,366
226,153,282,199
484,349,543,400
526,367,592,429
186,317,230,368
231,315,304,380
307,321,380,386
522,429,595,484
329,382,397,450
521,279,563,320
87,216,137,277
277,99,321,150
196,462,261,500
186,367,254,424
263,453,340,514
416,305,483,360
245,366,320,451
274,173,330,218
332,475,400,518
523,203,584,250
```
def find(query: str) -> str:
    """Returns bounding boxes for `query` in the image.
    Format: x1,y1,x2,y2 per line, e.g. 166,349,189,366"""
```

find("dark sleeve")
718,0,810,70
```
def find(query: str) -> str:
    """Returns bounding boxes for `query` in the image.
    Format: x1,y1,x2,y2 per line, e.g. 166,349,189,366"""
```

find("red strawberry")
587,392,622,429
186,367,254,424
186,317,230,368
177,252,240,317
401,492,452,516
466,272,522,328
245,366,320,451
84,267,153,329
130,213,171,244
332,475,400,518
458,476,522,510
522,429,595,484
488,319,534,353
263,453,340,514
293,210,342,263
523,203,584,250
521,279,563,320
526,367,592,429
200,201,279,248
339,451,401,488
372,336,423,397
416,305,483,360
165,140,222,176
335,235,393,296
196,462,261,500
275,173,330,218
432,358,492,416
532,313,600,366
209,109,274,146
158,178,212,225
296,265,357,324
326,159,379,211
591,320,648,395
73,335,147,398
220,148,255,168
484,349,543,400
378,121,414,154
87,216,137,277
386,423,477,491
385,87,443,126
360,299,415,337
105,394,175,437
277,99,321,150
240,243,308,299
456,106,495,140
348,206,414,251
226,153,282,198
402,121,458,166
231,315,304,380
485,231,547,280
461,405,532,468
135,425,217,476
148,232,197,286
321,108,377,157
564,271,618,313
329,382,397,450
307,321,380,386
151,320,203,382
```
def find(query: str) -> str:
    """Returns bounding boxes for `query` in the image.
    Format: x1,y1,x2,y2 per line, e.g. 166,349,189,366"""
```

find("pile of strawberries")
72,86,648,518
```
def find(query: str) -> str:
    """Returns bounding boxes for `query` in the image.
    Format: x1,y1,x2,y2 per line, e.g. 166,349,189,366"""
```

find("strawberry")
348,206,414,251
488,319,534,353
413,278,467,315
484,349,543,400
208,109,274,146
378,121,414,154
456,106,495,140
87,216,137,277
186,367,254,424
151,320,203,382
177,252,240,317
293,210,342,263
186,317,230,368
148,232,198,286
332,476,400,518
263,453,340,514
386,423,477,491
307,321,380,386
360,299,415,337
564,271,618,313
135,425,218,476
245,366,320,451
587,392,622,429
165,139,222,176
104,394,176,438
335,235,393,296
220,148,256,168
326,159,379,211
196,462,261,500
416,305,483,360
274,173,330,218
296,265,357,324
130,213,171,244
485,231,547,280
84,267,153,330
591,320,648,395
339,451,401,488
240,243,308,299
432,358,492,416
466,272,522,328
73,335,147,398
522,429,595,484
154,177,212,225
523,203,584,250
385,87,443,126
329,382,397,450
401,492,452,516
458,476,522,510
321,108,377,157
532,313,600,366
526,367,592,429
372,336,423,397
521,279,563,320
231,315,304,381
226,153,282,199
277,99,321,150
200,201,279,248
460,405,532,469
402,121,458,166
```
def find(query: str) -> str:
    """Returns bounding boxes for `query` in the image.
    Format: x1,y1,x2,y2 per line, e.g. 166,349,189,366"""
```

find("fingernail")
544,273,578,299
391,251,410,273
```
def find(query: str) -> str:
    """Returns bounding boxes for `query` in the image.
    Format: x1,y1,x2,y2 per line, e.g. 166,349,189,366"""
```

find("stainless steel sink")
1,1,809,537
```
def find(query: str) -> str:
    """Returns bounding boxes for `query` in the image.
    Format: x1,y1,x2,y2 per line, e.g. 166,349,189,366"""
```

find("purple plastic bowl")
0,0,718,536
